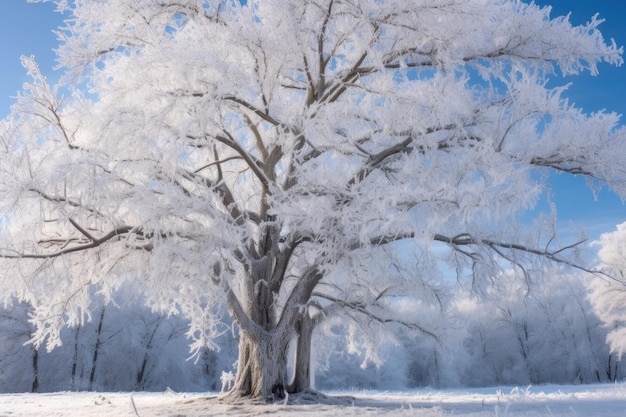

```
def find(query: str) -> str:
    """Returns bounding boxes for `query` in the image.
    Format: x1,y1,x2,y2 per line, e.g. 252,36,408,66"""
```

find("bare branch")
312,292,439,341
243,114,269,162
26,188,105,218
433,233,606,277
68,218,96,242
530,156,593,176
348,137,412,188
319,51,368,104
0,226,135,259
193,155,243,174
215,131,273,193
222,96,284,128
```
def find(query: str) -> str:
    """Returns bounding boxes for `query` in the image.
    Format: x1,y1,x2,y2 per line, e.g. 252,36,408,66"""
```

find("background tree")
457,269,618,386
1,0,626,400
3,271,623,393
590,222,626,358
0,287,231,393
0,300,40,392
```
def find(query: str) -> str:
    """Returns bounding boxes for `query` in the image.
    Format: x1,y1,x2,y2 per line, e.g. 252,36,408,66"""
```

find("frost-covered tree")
0,289,232,393
0,300,40,393
590,222,626,358
1,0,626,400
457,270,619,386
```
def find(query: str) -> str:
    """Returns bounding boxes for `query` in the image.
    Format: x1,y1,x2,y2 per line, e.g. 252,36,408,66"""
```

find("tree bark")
136,318,162,389
229,328,290,400
31,346,39,393
88,305,106,391
225,250,322,401
289,311,318,393
70,327,80,390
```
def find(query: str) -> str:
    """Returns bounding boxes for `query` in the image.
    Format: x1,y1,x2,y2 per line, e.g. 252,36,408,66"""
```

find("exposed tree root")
284,389,356,405
150,390,424,417
211,388,356,406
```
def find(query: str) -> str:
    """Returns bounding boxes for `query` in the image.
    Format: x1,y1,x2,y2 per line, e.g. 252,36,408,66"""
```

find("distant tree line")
0,293,236,393
1,270,622,393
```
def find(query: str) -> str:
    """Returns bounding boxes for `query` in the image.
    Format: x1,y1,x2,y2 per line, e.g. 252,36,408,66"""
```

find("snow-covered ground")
1,384,625,416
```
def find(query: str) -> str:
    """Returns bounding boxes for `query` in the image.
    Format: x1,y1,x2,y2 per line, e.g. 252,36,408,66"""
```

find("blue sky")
531,0,626,237
0,0,624,240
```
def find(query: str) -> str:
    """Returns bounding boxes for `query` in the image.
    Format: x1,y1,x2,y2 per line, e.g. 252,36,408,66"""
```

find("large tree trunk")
227,255,290,400
229,328,290,400
227,309,321,400
225,250,321,401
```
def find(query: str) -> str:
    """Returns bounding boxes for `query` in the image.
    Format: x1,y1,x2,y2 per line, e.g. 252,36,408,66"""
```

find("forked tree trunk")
225,255,321,401
228,312,320,400
225,258,291,400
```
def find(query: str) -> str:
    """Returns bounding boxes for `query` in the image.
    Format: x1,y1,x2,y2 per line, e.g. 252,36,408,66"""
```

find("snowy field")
1,384,625,416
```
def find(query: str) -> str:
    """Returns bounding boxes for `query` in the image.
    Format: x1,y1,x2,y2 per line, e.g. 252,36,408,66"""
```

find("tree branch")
193,155,243,174
277,266,323,332
348,137,412,188
0,225,135,259
221,96,284,128
214,131,273,193
312,292,439,341
224,281,269,339
530,156,594,176
433,233,604,276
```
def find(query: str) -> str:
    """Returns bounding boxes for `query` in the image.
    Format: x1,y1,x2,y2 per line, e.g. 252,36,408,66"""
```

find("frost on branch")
1,0,626,400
